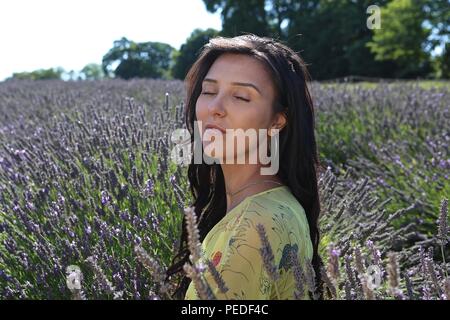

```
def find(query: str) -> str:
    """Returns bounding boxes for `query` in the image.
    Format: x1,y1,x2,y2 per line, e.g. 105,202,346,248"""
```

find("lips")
205,124,226,134
203,124,226,143
203,128,225,143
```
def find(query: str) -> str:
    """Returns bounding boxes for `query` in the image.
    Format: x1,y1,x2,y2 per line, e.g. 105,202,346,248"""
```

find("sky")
0,0,222,81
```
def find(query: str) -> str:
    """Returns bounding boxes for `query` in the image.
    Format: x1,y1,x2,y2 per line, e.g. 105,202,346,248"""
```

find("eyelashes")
201,92,250,103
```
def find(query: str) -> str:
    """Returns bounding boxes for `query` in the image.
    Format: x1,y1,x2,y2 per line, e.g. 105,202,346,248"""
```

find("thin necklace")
226,180,284,198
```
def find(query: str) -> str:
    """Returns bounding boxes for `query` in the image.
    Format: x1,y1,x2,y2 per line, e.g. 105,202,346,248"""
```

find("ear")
269,109,287,136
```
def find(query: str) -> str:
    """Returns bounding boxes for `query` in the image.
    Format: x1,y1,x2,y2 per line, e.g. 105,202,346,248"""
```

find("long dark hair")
166,34,325,299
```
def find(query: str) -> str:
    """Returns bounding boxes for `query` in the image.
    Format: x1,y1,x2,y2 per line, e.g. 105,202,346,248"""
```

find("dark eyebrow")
203,78,261,95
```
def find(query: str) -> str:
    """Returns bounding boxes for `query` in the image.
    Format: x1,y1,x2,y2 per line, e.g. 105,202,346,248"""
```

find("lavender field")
0,79,448,300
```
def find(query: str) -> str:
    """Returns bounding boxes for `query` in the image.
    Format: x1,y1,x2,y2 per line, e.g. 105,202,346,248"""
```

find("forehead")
204,53,274,94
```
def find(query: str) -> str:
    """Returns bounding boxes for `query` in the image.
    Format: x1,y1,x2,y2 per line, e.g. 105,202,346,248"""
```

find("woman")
166,34,325,300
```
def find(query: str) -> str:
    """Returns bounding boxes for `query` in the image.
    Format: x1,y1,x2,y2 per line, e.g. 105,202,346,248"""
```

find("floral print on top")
184,185,313,300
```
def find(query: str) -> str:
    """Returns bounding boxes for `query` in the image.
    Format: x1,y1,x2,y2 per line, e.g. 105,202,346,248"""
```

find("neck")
220,162,281,213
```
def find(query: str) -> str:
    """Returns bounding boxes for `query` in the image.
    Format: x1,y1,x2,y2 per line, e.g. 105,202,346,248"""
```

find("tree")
419,0,450,78
202,0,395,80
203,0,270,37
419,0,450,42
434,43,450,79
283,0,395,80
201,0,446,79
367,0,432,78
10,67,65,80
102,37,175,80
80,63,105,80
171,28,220,80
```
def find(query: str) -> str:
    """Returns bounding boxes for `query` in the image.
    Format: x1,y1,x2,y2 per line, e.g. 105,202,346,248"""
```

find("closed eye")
201,92,250,102
235,96,250,102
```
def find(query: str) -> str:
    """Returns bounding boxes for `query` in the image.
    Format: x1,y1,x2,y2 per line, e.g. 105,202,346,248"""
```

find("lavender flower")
353,245,366,280
387,252,404,299
422,282,432,300
134,245,169,296
183,263,216,300
100,190,111,206
366,240,384,279
169,174,176,186
404,270,415,300
344,279,353,300
326,244,340,283
425,256,442,297
148,290,161,300
344,254,363,299
320,266,337,299
142,178,155,198
1,80,449,300
184,206,202,265
290,251,307,299
85,256,116,297
255,223,280,282
119,209,131,222
303,259,317,299
108,169,118,189
206,259,229,294
255,223,283,299
444,278,450,300
437,198,448,246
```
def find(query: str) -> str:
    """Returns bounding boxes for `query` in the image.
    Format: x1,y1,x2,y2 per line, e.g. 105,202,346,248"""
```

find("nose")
207,94,226,117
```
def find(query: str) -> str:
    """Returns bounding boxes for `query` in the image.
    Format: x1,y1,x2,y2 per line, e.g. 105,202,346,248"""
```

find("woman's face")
196,53,282,163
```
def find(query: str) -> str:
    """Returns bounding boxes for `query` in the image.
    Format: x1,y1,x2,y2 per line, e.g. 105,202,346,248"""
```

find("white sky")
0,0,222,81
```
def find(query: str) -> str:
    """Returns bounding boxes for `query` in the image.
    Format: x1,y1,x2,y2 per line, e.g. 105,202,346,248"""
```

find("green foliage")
171,28,220,80
433,43,450,79
203,0,270,37
80,63,105,80
102,37,175,80
202,0,449,79
9,67,65,80
367,0,432,77
285,0,392,79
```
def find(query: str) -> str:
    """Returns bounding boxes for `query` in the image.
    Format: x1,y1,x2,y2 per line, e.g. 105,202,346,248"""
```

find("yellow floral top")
185,185,313,300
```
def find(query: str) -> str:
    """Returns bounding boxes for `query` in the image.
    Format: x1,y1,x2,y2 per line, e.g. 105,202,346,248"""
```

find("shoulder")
238,189,313,260
230,194,293,244
242,187,308,230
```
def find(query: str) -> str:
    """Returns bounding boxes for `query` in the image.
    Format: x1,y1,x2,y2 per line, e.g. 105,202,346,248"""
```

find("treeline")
7,0,450,81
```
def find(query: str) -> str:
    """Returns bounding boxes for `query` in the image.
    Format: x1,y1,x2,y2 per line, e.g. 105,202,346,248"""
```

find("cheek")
240,108,271,130
195,100,208,120
195,102,208,134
